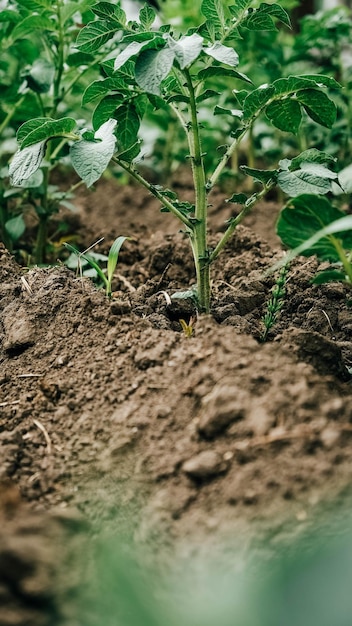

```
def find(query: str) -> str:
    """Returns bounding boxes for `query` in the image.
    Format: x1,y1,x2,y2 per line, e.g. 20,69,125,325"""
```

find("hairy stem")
112,157,194,230
184,68,210,312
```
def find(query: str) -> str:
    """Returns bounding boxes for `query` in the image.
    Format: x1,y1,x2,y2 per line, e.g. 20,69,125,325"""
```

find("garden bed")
1,177,352,624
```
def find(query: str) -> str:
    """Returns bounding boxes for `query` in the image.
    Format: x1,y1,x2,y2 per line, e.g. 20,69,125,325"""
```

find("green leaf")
201,0,226,34
0,10,21,23
338,163,352,194
312,269,347,285
203,42,239,67
196,89,219,103
139,3,157,29
243,85,275,120
16,0,51,9
114,103,140,150
9,141,46,186
244,10,277,30
92,94,124,131
240,166,277,185
168,34,204,69
299,162,337,180
20,169,44,188
296,74,341,89
92,1,126,25
228,0,252,22
266,98,302,134
227,193,248,204
272,75,318,96
82,77,128,105
66,51,94,67
17,117,76,148
114,41,145,71
198,66,252,84
70,119,117,187
244,3,291,31
289,149,337,169
24,58,55,93
117,141,141,163
10,15,56,41
277,195,352,261
76,20,117,53
135,48,175,95
5,214,26,241
107,236,130,293
214,105,243,118
297,89,337,129
260,3,291,28
277,169,333,197
61,0,96,24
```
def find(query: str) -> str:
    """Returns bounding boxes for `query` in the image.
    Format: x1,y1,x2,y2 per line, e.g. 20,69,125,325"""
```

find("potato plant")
8,0,344,312
0,0,104,263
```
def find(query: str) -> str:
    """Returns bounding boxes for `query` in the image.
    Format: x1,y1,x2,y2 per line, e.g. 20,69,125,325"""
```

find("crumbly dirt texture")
1,177,352,624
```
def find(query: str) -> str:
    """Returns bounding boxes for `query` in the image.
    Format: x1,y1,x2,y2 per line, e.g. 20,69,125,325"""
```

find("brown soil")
1,176,352,624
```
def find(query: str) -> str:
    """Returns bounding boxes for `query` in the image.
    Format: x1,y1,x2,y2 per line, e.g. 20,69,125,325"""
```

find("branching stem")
112,156,194,230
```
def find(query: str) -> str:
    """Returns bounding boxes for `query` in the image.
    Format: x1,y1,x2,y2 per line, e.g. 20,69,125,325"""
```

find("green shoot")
64,236,129,298
261,262,288,342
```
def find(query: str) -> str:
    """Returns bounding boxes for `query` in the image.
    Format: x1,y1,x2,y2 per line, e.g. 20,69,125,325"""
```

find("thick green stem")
184,69,210,312
209,181,276,264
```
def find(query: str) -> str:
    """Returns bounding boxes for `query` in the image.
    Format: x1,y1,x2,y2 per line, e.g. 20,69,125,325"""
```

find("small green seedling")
64,236,129,298
276,194,352,286
9,1,343,312
261,262,288,341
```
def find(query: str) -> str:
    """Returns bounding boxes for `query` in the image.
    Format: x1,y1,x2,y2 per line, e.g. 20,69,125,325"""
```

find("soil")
1,174,352,625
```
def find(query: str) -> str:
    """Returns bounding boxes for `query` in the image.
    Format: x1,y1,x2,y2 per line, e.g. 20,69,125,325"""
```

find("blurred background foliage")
77,505,352,626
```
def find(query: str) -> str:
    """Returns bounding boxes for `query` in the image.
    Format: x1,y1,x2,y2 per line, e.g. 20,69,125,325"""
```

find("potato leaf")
17,117,76,148
70,119,117,187
277,195,352,262
76,20,117,53
5,214,26,241
9,141,46,186
168,34,204,69
135,48,175,95
266,98,302,134
296,89,337,129
203,42,239,67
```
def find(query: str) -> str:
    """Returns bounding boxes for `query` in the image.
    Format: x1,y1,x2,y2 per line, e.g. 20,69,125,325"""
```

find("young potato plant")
277,193,352,287
9,0,343,312
0,0,105,263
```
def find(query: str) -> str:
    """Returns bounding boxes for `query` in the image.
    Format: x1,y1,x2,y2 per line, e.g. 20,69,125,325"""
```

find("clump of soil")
1,178,352,624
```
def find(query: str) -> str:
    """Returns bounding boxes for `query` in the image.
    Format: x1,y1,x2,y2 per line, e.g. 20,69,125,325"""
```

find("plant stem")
209,181,276,264
112,157,194,230
184,69,210,312
0,95,25,136
206,126,249,193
